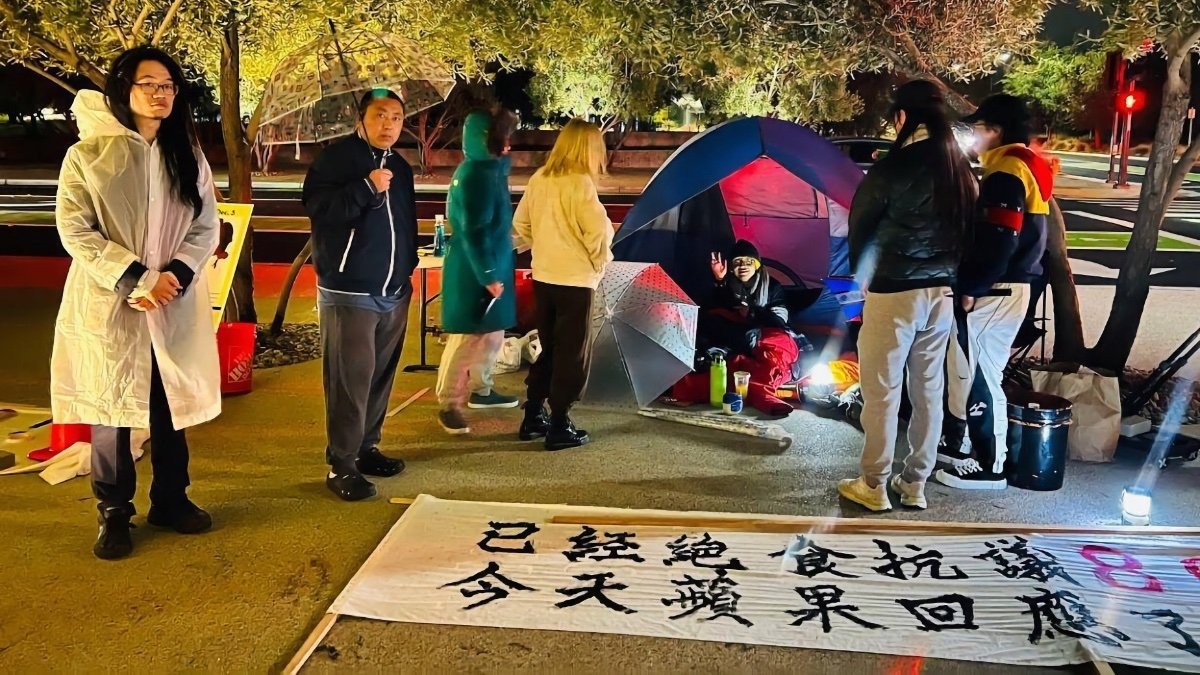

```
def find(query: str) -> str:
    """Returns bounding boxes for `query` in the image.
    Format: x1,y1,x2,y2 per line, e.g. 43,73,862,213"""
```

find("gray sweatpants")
857,287,954,488
319,295,410,474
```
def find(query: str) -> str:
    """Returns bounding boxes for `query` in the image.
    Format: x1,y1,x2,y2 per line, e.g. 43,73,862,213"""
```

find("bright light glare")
809,363,835,386
1121,487,1152,525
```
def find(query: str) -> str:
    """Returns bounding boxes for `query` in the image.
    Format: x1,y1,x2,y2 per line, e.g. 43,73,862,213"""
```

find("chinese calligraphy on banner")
330,496,1200,672
209,203,253,329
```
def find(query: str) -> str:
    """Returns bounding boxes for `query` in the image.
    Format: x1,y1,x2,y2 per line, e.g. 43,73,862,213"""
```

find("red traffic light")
1118,90,1146,114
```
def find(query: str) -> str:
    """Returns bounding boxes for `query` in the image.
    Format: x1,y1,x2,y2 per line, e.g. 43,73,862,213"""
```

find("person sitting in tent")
671,240,798,417
699,240,791,356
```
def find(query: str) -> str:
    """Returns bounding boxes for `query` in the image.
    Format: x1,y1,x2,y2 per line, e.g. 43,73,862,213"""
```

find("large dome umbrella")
256,25,455,147
583,262,698,410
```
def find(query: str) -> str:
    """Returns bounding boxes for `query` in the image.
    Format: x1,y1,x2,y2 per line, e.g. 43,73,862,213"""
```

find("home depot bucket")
27,423,90,462
217,322,255,396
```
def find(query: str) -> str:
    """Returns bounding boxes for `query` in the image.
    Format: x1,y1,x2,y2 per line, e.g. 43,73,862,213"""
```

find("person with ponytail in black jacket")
837,80,978,513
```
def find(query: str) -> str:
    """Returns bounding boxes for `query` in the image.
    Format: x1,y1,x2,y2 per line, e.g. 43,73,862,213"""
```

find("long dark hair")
487,107,518,156
889,80,977,231
105,46,203,218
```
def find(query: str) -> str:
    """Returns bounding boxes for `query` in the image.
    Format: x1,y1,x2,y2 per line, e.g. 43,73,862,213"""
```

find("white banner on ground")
209,203,253,329
331,496,1200,672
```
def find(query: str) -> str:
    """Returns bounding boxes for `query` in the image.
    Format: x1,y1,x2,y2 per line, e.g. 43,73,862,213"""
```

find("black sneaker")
356,447,406,477
438,408,471,435
147,499,213,534
326,472,377,502
518,402,551,441
94,503,135,560
936,437,972,468
545,415,590,451
934,459,1007,490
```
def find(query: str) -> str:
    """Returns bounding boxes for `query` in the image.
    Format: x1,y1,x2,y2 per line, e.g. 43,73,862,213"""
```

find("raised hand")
710,252,727,281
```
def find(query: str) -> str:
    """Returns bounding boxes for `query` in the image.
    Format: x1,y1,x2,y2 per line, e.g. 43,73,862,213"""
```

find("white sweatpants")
858,287,954,488
436,331,505,408
944,284,1029,473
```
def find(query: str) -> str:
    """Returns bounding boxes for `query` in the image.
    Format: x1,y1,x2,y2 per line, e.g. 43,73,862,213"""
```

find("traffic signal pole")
1107,110,1122,183
1117,107,1133,188
1106,53,1126,184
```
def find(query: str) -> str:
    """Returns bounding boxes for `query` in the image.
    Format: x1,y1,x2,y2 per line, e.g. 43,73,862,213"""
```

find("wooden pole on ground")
549,514,1200,537
283,612,339,675
387,388,429,418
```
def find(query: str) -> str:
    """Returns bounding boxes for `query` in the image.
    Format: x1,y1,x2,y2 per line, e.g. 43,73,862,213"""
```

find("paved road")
1061,196,1200,288
1055,151,1200,190
1056,149,1200,186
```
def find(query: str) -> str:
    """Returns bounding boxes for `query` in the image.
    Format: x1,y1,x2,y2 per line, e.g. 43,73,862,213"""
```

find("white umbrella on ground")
584,262,698,409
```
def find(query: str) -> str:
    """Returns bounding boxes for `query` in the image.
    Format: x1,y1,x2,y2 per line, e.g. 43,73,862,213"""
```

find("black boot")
147,498,213,534
94,502,135,560
518,401,551,441
545,414,590,451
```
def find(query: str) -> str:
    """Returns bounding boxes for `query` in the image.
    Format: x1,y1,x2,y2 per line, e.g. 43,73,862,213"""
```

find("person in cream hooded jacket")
512,119,613,451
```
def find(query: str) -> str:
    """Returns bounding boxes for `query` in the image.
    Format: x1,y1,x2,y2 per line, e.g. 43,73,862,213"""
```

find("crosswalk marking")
1056,156,1200,183
1068,199,1200,220
1065,210,1200,247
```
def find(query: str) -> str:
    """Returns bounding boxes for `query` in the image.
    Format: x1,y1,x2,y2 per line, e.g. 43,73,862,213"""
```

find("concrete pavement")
0,285,1195,673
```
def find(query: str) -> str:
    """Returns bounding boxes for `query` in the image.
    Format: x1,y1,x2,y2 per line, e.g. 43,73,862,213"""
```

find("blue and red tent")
613,116,865,329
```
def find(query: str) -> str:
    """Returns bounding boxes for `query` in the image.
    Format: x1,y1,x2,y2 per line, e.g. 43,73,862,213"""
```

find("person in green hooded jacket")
435,108,520,434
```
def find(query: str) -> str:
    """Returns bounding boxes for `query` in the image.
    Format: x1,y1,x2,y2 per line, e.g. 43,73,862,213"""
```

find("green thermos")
709,349,728,408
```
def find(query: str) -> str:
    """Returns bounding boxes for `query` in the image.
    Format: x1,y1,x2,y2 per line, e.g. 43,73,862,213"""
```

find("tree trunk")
219,18,257,325
270,238,312,337
605,121,631,170
1044,199,1085,362
1089,41,1193,371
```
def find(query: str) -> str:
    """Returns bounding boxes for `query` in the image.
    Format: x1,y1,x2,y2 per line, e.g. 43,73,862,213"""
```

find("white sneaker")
889,475,928,509
837,477,893,512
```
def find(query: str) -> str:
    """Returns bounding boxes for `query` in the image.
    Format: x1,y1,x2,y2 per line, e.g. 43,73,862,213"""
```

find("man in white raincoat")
53,46,220,560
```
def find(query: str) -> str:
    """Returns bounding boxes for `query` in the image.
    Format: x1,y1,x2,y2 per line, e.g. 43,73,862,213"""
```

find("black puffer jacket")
847,140,965,293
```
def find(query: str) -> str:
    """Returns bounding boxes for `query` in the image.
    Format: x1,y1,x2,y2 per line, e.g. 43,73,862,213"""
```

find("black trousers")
91,354,189,508
526,281,595,416
319,294,410,475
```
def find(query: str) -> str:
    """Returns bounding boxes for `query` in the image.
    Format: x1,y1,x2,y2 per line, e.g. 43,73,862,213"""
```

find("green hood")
461,111,491,161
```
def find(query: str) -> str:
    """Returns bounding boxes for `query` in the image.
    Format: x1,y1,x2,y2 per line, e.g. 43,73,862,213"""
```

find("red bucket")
217,322,255,396
515,270,536,335
28,422,91,462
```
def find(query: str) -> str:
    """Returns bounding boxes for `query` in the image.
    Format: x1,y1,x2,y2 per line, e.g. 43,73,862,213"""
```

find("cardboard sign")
209,203,253,329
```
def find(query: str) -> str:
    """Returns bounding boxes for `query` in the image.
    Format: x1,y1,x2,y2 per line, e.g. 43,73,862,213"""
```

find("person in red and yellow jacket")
936,94,1053,490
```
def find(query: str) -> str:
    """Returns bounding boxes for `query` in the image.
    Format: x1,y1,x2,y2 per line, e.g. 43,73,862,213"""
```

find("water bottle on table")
434,214,446,256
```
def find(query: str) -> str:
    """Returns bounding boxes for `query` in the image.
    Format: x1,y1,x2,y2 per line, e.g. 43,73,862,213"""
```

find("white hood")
71,90,138,141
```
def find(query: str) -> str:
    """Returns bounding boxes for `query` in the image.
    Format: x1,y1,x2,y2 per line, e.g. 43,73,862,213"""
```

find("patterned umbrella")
584,262,698,410
256,28,455,146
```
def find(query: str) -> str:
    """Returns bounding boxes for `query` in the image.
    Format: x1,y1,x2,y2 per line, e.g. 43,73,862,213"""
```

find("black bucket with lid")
1005,388,1073,491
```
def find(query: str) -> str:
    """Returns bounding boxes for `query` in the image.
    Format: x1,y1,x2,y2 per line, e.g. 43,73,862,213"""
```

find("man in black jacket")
302,89,419,502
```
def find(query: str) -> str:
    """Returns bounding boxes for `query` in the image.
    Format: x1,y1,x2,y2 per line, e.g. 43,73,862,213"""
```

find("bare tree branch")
151,0,186,46
0,0,107,86
1165,137,1200,204
130,2,154,45
20,59,78,93
105,0,133,48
